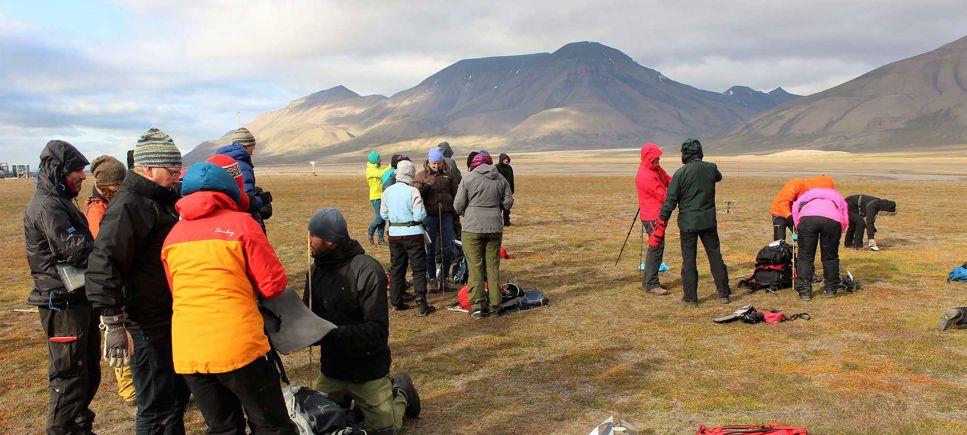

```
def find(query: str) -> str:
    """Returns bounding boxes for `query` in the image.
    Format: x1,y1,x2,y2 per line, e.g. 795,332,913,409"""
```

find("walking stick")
307,232,313,366
438,204,445,294
614,208,641,267
792,230,798,281
639,222,644,277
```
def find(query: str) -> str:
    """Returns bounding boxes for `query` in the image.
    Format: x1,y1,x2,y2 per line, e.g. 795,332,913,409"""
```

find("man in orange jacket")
161,162,295,434
769,175,835,241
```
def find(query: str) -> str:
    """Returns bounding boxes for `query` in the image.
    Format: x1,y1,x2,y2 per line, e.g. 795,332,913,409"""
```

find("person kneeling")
162,163,296,434
792,187,849,300
304,208,421,434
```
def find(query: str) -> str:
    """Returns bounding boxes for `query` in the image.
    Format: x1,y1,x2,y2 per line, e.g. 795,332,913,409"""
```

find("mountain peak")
294,85,361,110
768,87,794,97
551,41,633,63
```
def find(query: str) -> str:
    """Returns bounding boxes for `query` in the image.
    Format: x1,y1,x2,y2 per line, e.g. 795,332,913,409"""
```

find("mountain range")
185,42,799,163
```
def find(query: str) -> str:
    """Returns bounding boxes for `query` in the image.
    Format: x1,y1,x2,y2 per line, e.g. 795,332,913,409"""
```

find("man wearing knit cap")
216,127,273,232
414,147,459,292
381,160,436,315
24,140,98,434
302,208,422,434
87,128,191,433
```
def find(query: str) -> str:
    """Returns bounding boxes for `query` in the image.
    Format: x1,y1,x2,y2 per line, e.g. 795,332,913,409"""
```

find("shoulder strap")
267,348,290,385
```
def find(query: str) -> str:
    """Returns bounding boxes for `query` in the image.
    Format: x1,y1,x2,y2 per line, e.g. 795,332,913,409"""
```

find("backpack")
739,241,793,292
284,384,358,435
948,263,967,282
696,423,807,435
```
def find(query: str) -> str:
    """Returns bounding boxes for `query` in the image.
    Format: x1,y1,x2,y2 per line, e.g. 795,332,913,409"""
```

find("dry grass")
0,168,965,434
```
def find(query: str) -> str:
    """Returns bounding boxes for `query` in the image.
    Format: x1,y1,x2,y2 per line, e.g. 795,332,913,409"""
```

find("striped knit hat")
134,128,182,168
233,127,256,148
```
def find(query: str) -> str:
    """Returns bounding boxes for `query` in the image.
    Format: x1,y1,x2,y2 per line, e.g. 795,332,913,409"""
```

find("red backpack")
697,423,807,435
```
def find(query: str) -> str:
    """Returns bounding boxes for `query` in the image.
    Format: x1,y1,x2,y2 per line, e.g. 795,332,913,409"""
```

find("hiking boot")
377,239,387,247
823,289,837,298
646,285,669,295
470,309,487,320
678,298,698,307
367,234,375,246
869,240,879,251
938,307,967,331
417,303,436,316
720,296,731,304
393,303,411,311
392,372,421,418
489,306,502,317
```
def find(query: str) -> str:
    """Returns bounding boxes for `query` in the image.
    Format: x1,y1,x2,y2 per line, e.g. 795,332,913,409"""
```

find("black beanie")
308,208,348,242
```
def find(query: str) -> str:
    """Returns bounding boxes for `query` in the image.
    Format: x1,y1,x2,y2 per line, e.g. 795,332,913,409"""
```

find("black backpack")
740,241,793,293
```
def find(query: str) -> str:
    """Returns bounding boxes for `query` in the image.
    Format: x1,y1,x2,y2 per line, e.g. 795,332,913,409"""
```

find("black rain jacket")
845,194,896,238
303,239,391,383
496,153,515,193
24,141,92,306
659,139,723,232
85,170,181,328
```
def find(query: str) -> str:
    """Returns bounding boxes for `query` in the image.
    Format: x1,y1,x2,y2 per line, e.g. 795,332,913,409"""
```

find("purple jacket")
792,188,848,231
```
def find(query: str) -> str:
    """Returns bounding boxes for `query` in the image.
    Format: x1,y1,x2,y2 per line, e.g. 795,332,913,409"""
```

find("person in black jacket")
651,139,731,306
86,128,190,435
24,140,99,434
303,208,420,435
495,153,515,226
844,194,896,251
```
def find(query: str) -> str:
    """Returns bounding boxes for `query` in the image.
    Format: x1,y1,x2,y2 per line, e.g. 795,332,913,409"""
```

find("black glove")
259,202,273,220
420,183,432,195
247,192,260,213
258,190,273,204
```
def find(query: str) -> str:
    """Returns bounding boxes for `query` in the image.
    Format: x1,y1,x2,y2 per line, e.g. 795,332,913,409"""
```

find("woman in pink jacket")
792,187,849,300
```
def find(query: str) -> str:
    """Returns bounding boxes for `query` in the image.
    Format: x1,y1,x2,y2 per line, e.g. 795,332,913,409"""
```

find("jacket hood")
639,143,663,169
395,160,415,184
175,191,239,220
215,142,254,167
472,163,499,179
877,199,896,213
367,151,380,165
437,142,454,158
313,237,366,268
680,139,704,164
38,140,89,197
498,153,511,164
180,162,242,207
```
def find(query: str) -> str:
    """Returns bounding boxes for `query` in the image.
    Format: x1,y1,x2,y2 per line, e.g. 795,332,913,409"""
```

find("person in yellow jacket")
365,151,391,245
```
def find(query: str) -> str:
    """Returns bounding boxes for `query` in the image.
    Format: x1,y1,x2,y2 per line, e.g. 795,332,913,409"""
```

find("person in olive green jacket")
649,139,731,306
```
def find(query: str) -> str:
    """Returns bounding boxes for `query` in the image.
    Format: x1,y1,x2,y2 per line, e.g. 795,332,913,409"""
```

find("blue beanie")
308,208,349,241
181,162,241,206
479,149,490,155
428,147,445,162
367,151,380,165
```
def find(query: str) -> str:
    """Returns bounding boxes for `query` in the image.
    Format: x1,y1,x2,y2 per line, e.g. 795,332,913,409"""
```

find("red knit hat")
207,154,249,211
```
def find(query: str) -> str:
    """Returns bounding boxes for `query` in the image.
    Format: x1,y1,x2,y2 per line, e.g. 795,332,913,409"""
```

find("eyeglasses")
151,167,182,178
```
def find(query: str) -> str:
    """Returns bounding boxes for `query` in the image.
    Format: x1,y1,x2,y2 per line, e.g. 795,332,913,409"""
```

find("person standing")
303,208,422,434
651,139,731,306
454,152,514,319
844,194,897,251
769,175,836,241
437,141,462,183
381,160,436,315
162,163,295,434
792,187,849,300
86,128,190,435
84,155,138,409
495,153,516,226
414,148,459,290
25,140,98,434
365,151,391,245
635,143,672,295
215,127,273,233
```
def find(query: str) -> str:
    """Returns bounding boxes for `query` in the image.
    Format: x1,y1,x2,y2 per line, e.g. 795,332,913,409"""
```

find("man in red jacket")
635,143,672,295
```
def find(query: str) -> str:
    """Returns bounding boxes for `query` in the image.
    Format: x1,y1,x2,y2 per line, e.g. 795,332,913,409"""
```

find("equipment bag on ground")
949,262,967,282
696,423,807,435
739,241,793,292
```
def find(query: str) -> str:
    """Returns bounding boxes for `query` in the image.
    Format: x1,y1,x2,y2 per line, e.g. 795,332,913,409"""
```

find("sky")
2,0,966,165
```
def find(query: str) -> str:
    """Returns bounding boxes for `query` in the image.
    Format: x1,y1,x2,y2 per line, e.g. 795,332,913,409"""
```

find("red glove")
647,220,667,248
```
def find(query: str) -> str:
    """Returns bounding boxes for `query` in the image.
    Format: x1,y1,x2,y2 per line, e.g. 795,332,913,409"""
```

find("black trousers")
796,216,842,295
39,304,101,435
772,215,793,241
130,326,191,435
183,356,297,435
679,227,731,302
641,220,665,290
389,236,428,306
844,211,867,247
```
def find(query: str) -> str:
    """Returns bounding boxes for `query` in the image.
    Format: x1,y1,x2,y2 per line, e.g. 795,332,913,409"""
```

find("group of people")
365,143,516,320
25,128,420,435
635,139,897,303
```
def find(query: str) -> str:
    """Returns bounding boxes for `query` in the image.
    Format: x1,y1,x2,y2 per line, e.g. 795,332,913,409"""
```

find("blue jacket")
379,182,426,237
215,142,263,226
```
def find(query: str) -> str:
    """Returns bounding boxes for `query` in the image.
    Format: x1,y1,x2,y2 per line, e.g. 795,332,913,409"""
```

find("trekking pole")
614,208,641,267
438,204,445,294
638,222,644,277
792,230,798,281
306,232,313,366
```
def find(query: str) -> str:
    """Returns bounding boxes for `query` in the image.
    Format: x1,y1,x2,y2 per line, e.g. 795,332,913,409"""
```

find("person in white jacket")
381,160,436,316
